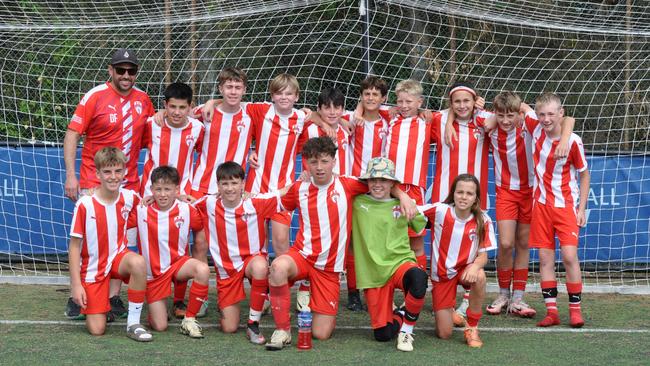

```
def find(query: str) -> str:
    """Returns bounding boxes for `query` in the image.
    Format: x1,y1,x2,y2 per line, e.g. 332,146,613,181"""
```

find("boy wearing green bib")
352,157,428,352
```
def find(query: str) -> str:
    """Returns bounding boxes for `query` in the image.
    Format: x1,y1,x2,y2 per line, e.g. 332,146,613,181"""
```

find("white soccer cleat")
265,329,292,350
246,321,266,345
486,294,510,315
180,317,204,338
508,299,537,318
396,331,414,352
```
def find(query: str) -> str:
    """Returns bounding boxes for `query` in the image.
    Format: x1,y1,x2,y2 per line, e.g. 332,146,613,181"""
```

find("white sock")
500,287,511,297
400,322,414,334
249,309,262,323
512,290,525,302
127,301,143,328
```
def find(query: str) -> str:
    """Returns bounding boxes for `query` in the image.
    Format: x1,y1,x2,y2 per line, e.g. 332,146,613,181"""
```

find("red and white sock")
249,278,268,323
126,288,146,328
512,268,529,301
185,281,209,318
497,268,513,297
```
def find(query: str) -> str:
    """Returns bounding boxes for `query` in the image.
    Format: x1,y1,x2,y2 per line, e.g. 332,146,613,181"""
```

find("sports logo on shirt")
134,101,143,115
468,228,477,243
185,134,195,147
174,215,185,228
236,119,247,132
378,126,388,140
392,205,402,219
473,128,483,140
292,123,302,135
341,139,348,151
330,190,340,203
121,206,130,220
241,213,249,223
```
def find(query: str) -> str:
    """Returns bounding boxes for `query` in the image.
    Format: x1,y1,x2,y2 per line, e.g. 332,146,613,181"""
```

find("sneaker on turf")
265,329,291,351
346,291,364,312
180,317,204,338
64,297,85,320
486,294,509,315
296,290,311,312
126,323,153,342
246,321,266,345
109,295,127,319
106,311,116,323
196,300,209,318
463,327,483,348
396,331,414,352
172,300,187,319
452,310,467,327
508,299,537,318
537,312,561,327
569,309,585,328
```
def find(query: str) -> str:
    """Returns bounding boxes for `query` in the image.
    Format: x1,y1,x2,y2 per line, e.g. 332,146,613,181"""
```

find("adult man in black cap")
63,48,155,320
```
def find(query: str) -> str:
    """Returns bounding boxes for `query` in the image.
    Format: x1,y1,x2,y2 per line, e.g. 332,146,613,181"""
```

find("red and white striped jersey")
191,104,255,196
430,109,491,209
135,201,202,280
245,102,307,193
70,189,140,283
524,111,588,208
297,121,352,176
68,82,155,190
348,115,389,177
140,117,204,197
418,202,497,282
195,193,281,279
489,124,534,191
280,176,368,272
385,114,432,188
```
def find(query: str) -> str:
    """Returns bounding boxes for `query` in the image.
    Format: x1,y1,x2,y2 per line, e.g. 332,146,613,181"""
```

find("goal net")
1,0,648,292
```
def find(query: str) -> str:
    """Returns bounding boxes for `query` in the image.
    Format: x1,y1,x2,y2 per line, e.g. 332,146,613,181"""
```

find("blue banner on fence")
0,147,648,263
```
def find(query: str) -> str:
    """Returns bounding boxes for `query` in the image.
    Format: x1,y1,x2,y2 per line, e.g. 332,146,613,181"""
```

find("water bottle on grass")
297,310,312,350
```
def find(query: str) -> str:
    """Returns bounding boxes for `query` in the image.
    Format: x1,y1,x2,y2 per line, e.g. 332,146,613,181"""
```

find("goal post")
0,0,648,292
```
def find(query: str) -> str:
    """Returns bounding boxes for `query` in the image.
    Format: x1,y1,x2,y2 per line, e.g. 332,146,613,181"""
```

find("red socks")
538,280,560,327
512,268,528,292
185,282,209,318
127,288,145,304
173,280,188,303
566,282,584,328
249,278,269,313
497,268,512,291
346,254,357,292
270,284,291,330
466,309,482,328
416,255,427,270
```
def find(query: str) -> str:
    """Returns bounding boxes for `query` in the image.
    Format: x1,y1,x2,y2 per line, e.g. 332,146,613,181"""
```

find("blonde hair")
218,67,247,86
395,79,423,98
493,91,521,113
269,73,300,95
94,147,126,170
535,92,563,109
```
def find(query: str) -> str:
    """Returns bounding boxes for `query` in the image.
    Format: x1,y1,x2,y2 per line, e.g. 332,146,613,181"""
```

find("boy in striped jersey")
195,162,289,344
142,82,207,319
68,147,152,341
525,93,590,328
135,166,210,338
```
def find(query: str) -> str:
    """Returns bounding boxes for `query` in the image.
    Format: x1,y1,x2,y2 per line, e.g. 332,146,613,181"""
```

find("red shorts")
146,256,191,303
431,267,470,312
364,261,419,329
217,254,268,309
270,211,292,226
529,202,580,249
81,250,131,315
287,249,340,316
495,186,533,224
399,184,425,237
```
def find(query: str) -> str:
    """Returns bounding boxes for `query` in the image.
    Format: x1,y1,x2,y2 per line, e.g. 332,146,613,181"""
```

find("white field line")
2,319,648,334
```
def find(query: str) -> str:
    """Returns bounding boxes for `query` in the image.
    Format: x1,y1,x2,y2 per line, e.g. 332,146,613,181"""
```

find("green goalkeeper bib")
351,194,426,289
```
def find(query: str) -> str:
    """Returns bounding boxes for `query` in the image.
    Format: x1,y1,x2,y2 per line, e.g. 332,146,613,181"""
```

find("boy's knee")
312,327,333,340
436,327,453,340
403,267,428,298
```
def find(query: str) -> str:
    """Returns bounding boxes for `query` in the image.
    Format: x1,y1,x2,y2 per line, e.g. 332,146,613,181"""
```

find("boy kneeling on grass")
68,147,152,341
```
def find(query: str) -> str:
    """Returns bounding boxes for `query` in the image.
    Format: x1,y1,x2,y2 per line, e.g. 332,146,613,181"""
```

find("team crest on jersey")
185,134,195,147
330,190,341,203
292,123,302,135
378,127,388,140
468,228,477,243
134,101,143,115
120,206,130,220
341,139,348,151
174,215,185,228
473,128,483,140
392,205,402,219
241,213,250,223
236,119,247,132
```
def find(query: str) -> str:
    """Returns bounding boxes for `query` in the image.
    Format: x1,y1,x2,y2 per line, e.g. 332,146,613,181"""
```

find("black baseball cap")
110,48,139,66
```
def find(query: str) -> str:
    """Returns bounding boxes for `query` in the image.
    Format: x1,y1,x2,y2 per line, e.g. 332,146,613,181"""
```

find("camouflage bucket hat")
359,157,401,183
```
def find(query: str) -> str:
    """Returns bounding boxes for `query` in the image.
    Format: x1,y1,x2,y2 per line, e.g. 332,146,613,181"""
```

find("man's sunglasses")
114,66,138,76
